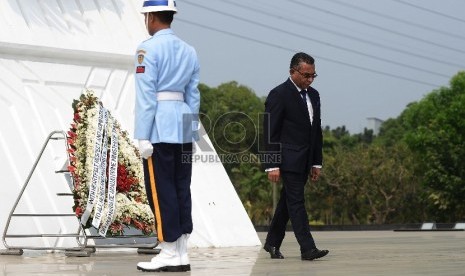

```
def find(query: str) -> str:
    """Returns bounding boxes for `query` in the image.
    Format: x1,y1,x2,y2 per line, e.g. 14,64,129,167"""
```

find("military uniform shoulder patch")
136,49,146,74
137,49,146,64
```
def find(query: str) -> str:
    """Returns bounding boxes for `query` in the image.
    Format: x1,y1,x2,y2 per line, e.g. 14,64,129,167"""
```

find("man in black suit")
262,52,329,261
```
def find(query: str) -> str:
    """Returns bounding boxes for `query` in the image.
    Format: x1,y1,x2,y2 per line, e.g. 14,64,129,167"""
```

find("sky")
169,0,465,133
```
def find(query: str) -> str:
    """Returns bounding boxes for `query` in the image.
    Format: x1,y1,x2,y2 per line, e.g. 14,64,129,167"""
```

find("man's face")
290,62,316,90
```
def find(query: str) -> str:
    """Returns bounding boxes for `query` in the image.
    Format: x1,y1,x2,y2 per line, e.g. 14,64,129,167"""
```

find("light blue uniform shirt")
134,29,200,144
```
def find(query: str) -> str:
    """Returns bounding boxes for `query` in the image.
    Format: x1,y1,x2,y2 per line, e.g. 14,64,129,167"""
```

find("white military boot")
137,241,182,272
178,234,191,271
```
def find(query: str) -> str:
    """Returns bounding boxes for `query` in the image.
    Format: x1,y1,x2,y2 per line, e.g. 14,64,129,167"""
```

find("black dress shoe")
301,248,329,260
263,243,284,259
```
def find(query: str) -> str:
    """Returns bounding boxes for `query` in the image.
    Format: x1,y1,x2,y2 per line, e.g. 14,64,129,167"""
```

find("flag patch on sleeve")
136,66,145,73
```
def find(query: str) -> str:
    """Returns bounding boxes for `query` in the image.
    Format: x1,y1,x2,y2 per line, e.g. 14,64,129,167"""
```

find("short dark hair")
290,52,315,69
151,11,175,24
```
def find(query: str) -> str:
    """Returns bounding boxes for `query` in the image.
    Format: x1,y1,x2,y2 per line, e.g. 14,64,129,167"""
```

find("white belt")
156,91,184,101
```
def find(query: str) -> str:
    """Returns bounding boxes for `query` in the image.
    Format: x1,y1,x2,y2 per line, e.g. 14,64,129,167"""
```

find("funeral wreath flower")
67,90,154,236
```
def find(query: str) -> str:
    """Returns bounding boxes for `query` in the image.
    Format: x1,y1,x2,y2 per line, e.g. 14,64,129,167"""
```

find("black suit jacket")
263,78,323,173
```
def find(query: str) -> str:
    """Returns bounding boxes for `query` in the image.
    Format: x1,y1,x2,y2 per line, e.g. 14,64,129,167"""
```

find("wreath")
67,90,154,236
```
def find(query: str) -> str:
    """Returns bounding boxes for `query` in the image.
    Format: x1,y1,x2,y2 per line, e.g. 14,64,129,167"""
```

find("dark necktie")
299,90,307,108
300,90,312,123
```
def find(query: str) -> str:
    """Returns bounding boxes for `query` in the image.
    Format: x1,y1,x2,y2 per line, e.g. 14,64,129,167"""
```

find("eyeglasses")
293,68,318,79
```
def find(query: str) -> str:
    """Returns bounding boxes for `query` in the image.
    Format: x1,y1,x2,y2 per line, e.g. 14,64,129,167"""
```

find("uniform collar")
154,28,174,37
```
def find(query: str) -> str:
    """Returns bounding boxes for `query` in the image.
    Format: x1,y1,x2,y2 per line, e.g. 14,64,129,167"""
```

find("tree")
401,71,465,221
312,142,423,224
199,81,264,172
198,73,465,225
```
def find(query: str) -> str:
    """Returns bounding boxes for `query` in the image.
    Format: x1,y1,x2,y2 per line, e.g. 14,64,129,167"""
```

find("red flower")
133,219,144,230
123,216,131,224
117,163,138,193
75,206,83,216
110,222,124,234
67,130,77,138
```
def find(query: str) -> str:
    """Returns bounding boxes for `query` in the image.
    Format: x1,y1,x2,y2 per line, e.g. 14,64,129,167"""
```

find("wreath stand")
1,131,160,257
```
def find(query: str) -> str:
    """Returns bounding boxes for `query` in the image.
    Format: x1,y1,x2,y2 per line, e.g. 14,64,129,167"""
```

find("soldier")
134,0,200,272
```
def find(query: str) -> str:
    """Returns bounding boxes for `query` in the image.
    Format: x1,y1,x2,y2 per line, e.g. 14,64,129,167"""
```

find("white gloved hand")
138,140,153,159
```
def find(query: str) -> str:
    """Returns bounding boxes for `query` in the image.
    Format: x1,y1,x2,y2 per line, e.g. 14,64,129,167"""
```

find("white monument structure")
0,0,260,250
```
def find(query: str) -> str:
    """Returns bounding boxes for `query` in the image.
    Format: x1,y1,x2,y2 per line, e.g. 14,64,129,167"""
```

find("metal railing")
1,131,159,257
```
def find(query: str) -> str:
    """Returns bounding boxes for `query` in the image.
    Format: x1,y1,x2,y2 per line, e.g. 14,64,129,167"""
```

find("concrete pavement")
1,231,464,275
